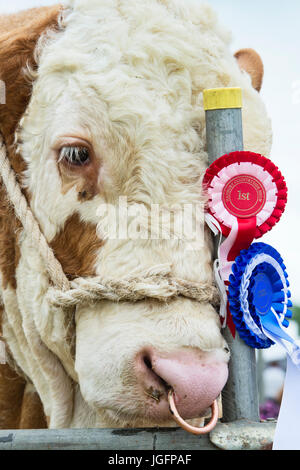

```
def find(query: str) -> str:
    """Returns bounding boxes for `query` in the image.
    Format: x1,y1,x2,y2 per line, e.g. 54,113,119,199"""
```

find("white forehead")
20,0,271,238
29,0,270,154
37,0,233,103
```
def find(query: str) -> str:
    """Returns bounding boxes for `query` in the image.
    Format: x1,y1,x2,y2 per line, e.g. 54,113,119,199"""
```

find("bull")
0,0,272,429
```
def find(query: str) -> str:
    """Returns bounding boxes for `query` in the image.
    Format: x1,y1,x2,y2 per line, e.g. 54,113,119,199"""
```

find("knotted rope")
0,133,219,308
48,265,220,308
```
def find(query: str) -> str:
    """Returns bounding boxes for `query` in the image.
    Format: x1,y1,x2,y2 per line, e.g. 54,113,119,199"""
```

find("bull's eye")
59,146,91,167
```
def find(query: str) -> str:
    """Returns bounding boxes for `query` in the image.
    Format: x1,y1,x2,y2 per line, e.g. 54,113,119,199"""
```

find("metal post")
204,88,260,422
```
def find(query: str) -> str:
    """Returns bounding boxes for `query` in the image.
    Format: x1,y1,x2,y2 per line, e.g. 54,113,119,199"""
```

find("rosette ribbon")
203,151,287,332
228,243,300,366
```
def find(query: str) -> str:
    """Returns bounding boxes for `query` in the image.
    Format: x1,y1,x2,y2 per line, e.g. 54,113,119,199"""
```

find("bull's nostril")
139,352,170,392
143,355,152,370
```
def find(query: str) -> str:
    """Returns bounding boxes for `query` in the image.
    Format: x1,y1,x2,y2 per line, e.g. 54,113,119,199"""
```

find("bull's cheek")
74,306,128,407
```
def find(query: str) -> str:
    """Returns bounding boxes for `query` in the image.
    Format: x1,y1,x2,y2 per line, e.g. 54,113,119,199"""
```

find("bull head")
0,0,271,429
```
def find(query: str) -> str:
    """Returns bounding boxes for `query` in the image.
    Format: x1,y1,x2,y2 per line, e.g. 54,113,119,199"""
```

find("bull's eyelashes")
59,145,91,167
55,138,101,200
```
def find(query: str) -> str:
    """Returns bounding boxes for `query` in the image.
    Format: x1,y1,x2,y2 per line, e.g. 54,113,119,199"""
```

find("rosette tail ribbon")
204,151,287,334
205,214,237,335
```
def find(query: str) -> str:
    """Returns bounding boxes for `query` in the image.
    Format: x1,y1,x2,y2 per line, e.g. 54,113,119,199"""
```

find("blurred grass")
293,305,300,334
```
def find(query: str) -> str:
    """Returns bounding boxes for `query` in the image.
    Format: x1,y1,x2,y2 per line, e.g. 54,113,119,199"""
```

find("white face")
17,0,271,426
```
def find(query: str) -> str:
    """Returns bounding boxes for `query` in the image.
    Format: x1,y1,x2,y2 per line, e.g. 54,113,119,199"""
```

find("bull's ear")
234,48,264,92
0,5,62,141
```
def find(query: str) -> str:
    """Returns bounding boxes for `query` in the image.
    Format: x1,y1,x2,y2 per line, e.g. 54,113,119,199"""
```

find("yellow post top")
203,87,242,111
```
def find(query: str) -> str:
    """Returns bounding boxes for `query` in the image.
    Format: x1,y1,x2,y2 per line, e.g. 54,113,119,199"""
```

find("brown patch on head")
50,213,103,279
0,6,62,289
0,5,62,148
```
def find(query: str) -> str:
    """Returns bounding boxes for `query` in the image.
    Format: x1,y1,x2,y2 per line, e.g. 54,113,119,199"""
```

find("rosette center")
222,174,266,218
252,271,273,316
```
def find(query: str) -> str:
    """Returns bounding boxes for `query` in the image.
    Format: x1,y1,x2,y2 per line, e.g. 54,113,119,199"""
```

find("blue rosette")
228,243,293,349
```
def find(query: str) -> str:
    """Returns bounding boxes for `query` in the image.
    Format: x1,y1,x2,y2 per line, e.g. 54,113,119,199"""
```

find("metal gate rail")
0,420,275,450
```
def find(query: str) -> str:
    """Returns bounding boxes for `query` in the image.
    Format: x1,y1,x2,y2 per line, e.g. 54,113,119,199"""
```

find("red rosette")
203,151,287,240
